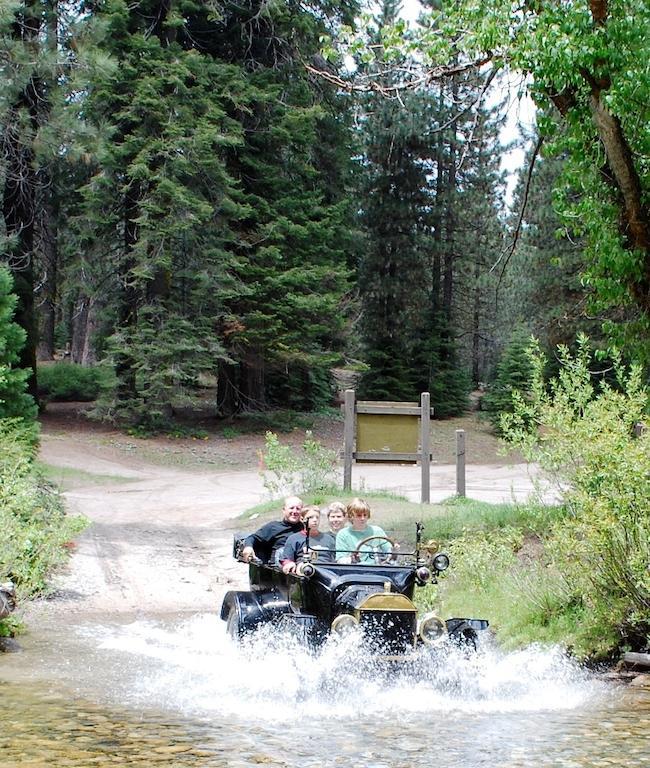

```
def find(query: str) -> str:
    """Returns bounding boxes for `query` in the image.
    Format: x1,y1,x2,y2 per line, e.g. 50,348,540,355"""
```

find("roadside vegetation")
0,268,87,637
37,362,105,403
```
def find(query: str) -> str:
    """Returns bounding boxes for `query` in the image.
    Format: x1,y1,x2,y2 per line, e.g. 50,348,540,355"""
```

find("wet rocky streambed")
1,612,648,768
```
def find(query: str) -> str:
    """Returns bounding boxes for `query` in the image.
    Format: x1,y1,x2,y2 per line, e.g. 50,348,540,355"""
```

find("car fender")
221,588,292,632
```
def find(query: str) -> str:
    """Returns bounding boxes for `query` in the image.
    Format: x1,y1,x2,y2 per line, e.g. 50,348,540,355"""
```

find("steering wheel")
353,535,396,564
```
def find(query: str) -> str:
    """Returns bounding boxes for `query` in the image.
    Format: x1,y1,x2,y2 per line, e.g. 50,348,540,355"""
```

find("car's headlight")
418,614,447,645
331,614,358,635
432,553,449,572
416,565,432,583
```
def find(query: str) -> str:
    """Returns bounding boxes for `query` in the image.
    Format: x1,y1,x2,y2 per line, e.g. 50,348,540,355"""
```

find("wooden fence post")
456,429,466,497
420,392,431,503
343,389,355,491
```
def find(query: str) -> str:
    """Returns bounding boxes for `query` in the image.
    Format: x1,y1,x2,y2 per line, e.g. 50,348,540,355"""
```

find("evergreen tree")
74,0,255,425
0,0,50,399
355,0,432,402
357,90,432,401
0,267,37,420
450,96,507,385
66,0,359,423
482,328,533,434
212,0,359,412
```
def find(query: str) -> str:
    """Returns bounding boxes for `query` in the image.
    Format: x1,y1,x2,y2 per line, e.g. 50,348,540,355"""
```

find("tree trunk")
70,296,98,365
471,257,481,385
241,351,266,409
442,76,458,323
114,185,140,407
218,362,241,417
35,169,58,361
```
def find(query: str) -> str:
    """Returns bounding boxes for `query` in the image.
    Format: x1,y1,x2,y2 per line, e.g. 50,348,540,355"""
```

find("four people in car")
242,496,392,568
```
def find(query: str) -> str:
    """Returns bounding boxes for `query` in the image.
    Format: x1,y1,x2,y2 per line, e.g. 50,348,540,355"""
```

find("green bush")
500,335,650,659
260,430,339,496
0,267,37,421
38,362,103,402
0,418,87,633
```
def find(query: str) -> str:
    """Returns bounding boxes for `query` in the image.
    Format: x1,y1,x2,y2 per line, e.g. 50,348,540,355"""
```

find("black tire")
226,607,244,641
452,627,478,652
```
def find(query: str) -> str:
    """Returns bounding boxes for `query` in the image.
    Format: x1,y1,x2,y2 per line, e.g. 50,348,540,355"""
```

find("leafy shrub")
500,335,650,659
0,418,87,633
260,430,339,496
444,527,523,590
38,362,103,402
415,527,522,624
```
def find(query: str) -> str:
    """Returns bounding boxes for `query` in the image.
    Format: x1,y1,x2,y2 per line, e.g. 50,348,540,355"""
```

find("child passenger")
326,501,347,534
335,498,392,564
280,506,335,574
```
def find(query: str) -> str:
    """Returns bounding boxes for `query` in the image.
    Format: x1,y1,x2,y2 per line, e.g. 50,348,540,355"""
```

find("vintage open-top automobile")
221,523,488,658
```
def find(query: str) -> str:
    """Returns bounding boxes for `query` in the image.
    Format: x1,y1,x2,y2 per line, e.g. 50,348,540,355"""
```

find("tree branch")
490,134,544,294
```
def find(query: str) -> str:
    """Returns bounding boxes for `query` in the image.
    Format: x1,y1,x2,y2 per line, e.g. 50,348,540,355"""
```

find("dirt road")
32,415,554,619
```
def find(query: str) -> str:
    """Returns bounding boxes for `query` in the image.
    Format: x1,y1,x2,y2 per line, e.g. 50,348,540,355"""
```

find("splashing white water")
81,613,606,721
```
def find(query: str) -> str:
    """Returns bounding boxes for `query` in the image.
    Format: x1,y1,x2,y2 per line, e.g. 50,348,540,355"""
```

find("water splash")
84,613,606,721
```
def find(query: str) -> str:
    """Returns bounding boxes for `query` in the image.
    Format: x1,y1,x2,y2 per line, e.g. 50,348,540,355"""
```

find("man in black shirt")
240,495,304,564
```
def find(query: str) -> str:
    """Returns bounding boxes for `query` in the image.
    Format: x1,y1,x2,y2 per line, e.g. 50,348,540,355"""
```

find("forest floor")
27,402,545,622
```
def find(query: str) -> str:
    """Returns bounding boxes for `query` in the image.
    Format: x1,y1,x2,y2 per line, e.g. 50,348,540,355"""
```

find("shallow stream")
1,613,648,767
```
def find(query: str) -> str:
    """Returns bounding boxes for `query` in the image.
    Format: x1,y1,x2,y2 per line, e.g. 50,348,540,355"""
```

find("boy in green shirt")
335,498,392,564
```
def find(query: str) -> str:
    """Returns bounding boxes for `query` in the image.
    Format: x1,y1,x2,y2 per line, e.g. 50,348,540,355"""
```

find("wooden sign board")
343,391,432,502
356,413,419,461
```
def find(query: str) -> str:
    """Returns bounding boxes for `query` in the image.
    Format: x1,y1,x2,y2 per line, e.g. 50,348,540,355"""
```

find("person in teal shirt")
335,498,392,564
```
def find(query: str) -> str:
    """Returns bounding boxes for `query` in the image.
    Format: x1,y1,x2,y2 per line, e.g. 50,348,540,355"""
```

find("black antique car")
220,524,488,659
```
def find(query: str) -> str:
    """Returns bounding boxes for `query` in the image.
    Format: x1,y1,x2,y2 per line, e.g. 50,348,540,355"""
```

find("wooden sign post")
343,390,433,503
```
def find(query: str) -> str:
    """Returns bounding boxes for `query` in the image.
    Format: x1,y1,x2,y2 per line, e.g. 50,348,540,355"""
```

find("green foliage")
445,527,523,590
66,0,359,421
0,418,88,628
420,496,563,542
343,0,650,355
500,335,650,658
100,309,228,429
0,266,37,421
266,364,338,413
422,326,472,418
501,149,609,353
260,430,339,496
482,329,535,433
37,363,104,402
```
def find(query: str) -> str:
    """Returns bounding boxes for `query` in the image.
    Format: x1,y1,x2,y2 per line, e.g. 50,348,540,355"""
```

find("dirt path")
37,434,265,616
30,409,552,620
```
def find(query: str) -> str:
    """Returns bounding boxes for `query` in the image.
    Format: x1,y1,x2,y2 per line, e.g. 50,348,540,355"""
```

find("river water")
1,613,648,767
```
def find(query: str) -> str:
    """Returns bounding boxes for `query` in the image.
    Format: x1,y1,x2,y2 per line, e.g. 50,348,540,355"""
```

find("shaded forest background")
2,0,648,429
